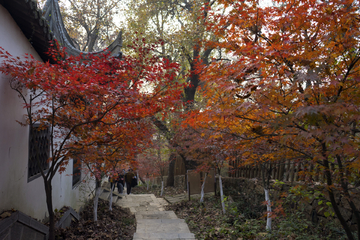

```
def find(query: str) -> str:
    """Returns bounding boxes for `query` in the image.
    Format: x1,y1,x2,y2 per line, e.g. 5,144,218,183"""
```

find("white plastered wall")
0,4,95,220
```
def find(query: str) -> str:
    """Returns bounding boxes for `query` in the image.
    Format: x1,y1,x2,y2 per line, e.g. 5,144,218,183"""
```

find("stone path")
100,183,196,240
117,194,195,240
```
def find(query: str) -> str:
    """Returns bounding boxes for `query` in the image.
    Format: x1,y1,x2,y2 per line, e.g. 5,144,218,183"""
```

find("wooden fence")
228,159,328,183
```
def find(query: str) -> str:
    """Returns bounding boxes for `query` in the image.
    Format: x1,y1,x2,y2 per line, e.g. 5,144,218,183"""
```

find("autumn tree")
121,0,221,182
38,0,122,52
175,120,238,212
78,118,153,217
0,40,181,239
137,130,171,195
192,0,360,238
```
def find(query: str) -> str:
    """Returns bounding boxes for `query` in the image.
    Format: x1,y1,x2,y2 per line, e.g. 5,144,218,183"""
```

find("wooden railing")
228,159,326,183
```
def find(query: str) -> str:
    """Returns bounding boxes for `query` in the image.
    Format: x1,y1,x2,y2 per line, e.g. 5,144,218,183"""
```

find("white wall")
0,5,95,220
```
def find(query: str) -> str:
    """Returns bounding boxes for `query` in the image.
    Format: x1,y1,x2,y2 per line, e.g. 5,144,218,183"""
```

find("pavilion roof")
1,0,122,63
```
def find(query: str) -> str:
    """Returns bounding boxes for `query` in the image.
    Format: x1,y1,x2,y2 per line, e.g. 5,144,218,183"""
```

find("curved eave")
43,0,122,57
1,0,122,63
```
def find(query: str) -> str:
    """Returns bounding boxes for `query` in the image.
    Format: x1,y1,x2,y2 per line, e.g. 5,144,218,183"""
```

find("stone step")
116,194,166,213
136,219,191,234
117,194,195,240
131,205,165,214
133,232,196,240
112,195,118,203
100,189,121,203
102,181,111,189
164,195,188,204
135,211,178,220
99,190,110,200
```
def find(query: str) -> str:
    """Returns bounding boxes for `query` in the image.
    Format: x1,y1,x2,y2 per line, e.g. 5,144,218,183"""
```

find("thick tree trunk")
151,37,213,189
87,32,99,52
44,180,55,240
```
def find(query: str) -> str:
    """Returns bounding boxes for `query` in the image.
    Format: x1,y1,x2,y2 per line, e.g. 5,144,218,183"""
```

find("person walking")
125,168,135,195
110,174,117,192
117,169,125,194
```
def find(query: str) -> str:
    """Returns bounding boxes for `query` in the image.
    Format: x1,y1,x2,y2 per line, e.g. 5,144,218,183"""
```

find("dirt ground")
55,198,136,240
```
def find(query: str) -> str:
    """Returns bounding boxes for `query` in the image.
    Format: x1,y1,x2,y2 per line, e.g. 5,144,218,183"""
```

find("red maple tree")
0,40,182,239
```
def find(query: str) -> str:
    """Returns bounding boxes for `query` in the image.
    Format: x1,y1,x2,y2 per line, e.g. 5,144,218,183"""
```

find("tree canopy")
182,0,360,238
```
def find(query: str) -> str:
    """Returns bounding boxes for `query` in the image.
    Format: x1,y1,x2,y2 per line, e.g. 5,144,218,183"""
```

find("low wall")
219,177,360,231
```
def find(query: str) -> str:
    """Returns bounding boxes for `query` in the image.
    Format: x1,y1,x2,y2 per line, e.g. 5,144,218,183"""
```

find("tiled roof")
1,0,122,62
1,0,55,62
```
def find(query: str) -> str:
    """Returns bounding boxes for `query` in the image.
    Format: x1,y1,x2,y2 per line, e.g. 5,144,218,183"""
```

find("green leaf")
318,200,323,205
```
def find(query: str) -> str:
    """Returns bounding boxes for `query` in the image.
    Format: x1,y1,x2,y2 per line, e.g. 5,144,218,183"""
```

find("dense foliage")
181,0,360,238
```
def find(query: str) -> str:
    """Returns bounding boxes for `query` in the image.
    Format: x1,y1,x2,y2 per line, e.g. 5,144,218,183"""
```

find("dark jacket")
125,172,135,183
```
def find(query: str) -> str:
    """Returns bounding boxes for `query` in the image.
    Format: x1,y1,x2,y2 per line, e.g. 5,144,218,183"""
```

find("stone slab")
157,198,169,206
165,192,214,204
99,191,110,200
164,195,188,204
132,206,162,213
135,211,177,220
133,232,195,240
116,193,194,240
136,219,190,234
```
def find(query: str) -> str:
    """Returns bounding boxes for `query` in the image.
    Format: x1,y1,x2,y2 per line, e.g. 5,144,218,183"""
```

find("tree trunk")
44,180,55,240
109,183,114,211
87,31,99,52
337,155,360,240
166,153,176,187
200,173,207,203
323,159,354,240
264,188,272,231
320,143,355,240
139,176,146,185
219,175,226,214
160,181,164,196
261,162,273,231
93,179,102,222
